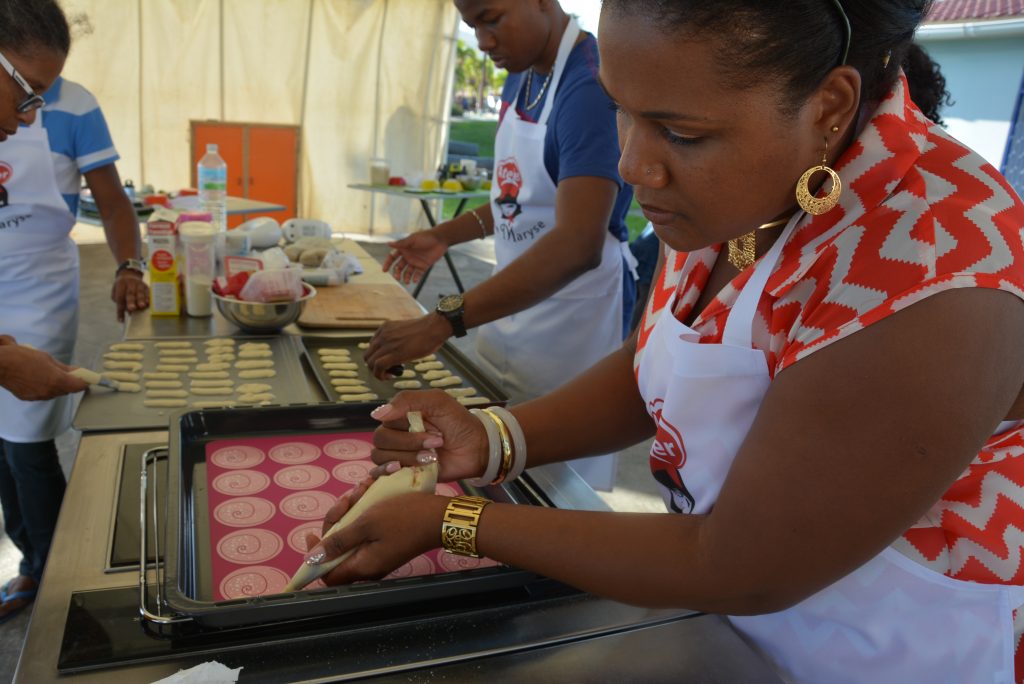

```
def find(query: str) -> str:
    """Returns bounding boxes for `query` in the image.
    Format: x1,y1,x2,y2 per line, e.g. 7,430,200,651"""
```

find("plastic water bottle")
197,144,227,233
197,144,228,274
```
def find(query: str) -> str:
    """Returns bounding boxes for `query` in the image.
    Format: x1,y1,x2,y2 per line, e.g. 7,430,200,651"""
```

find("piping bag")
284,411,439,592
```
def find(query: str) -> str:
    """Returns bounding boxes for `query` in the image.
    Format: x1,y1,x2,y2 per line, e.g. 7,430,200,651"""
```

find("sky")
457,1,604,47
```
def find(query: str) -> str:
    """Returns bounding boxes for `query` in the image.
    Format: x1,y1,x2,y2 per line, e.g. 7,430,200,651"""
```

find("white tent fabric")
61,0,459,234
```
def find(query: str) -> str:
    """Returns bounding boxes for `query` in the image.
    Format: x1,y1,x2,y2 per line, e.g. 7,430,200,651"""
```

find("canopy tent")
61,0,460,234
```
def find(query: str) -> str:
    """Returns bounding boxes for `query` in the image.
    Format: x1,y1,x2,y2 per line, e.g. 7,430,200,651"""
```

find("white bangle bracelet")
491,406,527,481
467,408,501,487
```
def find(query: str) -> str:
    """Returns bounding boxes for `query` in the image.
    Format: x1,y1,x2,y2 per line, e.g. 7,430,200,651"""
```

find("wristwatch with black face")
436,294,467,338
116,258,145,276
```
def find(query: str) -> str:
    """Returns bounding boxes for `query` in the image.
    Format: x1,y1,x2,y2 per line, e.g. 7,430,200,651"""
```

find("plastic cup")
179,221,217,317
370,158,390,186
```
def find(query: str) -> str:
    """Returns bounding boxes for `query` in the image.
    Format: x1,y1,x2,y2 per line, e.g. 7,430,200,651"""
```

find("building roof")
925,0,1024,23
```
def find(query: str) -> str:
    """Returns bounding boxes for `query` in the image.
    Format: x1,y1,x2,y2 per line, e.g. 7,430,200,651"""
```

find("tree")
454,40,506,113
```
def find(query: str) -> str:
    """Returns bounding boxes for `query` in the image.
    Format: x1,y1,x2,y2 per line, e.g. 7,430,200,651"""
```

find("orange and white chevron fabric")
635,73,1024,678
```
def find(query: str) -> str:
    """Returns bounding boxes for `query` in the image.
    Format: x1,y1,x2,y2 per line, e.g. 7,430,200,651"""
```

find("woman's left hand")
110,270,150,322
302,476,446,586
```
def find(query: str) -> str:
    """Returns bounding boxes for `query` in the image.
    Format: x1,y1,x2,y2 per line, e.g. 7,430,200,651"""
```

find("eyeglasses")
0,50,45,114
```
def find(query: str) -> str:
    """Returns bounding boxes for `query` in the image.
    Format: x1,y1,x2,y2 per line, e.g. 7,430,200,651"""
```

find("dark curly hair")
902,42,953,125
0,0,70,56
601,0,951,124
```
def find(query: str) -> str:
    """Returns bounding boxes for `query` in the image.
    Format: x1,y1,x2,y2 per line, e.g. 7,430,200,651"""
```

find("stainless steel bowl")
212,284,317,333
455,174,481,191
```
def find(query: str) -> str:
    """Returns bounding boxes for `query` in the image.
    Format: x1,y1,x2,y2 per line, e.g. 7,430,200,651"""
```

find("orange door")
247,125,299,224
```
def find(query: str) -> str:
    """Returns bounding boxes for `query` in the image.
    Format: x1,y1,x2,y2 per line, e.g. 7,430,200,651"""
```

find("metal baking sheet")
73,336,314,432
161,403,547,629
299,334,508,407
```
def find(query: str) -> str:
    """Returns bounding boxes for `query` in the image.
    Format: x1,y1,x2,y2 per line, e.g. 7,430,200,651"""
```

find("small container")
369,157,390,186
179,221,217,317
146,209,182,317
281,218,332,243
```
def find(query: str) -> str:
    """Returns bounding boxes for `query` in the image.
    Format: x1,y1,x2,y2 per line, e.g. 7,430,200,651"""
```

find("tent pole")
137,0,145,186
219,0,225,121
299,0,315,218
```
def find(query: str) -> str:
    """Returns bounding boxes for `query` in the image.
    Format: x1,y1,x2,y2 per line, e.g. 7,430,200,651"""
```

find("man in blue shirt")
367,0,634,489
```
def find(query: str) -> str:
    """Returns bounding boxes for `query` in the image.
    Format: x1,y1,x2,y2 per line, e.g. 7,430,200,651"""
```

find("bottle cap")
206,143,218,153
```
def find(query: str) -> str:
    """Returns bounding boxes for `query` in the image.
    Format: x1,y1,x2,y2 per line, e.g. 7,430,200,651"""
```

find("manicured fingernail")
422,435,443,449
370,404,394,419
383,460,401,474
304,548,326,565
416,450,437,464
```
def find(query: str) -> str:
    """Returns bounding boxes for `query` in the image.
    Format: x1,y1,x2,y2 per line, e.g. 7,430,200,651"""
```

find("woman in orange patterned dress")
307,1,1024,681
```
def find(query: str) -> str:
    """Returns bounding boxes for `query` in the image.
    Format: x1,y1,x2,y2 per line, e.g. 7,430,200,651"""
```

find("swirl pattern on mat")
437,553,501,573
214,497,276,527
332,460,372,485
280,490,337,520
273,465,330,490
212,469,271,496
220,566,290,599
209,445,265,469
268,441,321,465
323,438,372,461
217,529,283,564
287,521,324,554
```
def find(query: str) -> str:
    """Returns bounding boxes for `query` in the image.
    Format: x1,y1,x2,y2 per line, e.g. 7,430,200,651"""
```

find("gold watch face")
437,294,463,313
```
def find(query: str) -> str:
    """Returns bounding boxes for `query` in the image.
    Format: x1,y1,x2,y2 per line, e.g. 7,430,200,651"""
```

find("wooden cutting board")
298,281,424,328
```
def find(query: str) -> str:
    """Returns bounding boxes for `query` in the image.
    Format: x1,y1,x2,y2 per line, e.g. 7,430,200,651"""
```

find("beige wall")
62,0,459,234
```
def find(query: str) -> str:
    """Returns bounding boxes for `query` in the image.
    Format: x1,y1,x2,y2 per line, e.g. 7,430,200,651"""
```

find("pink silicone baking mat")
205,431,499,601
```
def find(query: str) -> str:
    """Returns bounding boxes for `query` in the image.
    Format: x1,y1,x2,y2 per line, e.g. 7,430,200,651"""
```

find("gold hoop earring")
795,137,842,215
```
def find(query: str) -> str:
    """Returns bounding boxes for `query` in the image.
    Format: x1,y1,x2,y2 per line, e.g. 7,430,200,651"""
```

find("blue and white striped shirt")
39,77,119,215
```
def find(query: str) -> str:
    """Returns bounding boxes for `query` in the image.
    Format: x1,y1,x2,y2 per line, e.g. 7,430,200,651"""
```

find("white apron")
478,18,624,489
636,214,1024,683
0,114,80,443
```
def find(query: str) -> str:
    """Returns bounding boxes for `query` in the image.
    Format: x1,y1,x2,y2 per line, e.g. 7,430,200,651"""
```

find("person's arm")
326,288,1024,613
366,177,618,374
85,164,149,321
434,203,494,245
0,336,88,400
381,205,492,284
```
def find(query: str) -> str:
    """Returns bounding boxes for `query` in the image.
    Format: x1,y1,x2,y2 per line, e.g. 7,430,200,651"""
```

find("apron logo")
494,157,523,222
0,162,11,208
648,398,696,514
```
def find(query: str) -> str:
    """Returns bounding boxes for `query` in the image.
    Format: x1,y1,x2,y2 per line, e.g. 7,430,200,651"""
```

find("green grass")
447,119,648,243
450,120,497,158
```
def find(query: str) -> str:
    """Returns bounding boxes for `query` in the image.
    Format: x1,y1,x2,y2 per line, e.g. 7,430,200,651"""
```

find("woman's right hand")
370,390,489,483
381,231,448,284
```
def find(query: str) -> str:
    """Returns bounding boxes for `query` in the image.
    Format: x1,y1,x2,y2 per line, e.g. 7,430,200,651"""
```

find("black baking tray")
299,334,508,406
161,402,543,629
